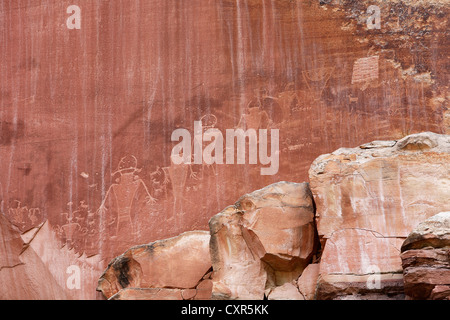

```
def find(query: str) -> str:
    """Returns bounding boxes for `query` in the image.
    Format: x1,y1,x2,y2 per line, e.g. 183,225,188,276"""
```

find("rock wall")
0,0,448,299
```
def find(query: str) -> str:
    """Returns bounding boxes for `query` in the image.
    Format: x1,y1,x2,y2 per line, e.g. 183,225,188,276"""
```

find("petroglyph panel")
0,0,448,299
351,56,380,85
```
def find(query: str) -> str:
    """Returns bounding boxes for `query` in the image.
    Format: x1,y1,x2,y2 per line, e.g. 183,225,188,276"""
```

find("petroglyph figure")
163,161,189,216
237,88,273,129
97,155,156,236
50,200,96,253
351,56,379,91
149,166,170,199
277,83,302,119
29,208,41,225
165,114,219,217
197,114,219,178
7,200,42,230
8,201,27,227
302,67,335,101
55,202,82,248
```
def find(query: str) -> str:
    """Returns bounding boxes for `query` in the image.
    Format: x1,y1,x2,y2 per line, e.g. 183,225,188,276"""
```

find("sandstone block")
209,182,317,300
97,231,211,299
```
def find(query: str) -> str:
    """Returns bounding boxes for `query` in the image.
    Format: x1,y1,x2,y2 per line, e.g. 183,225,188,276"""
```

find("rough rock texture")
0,0,448,299
23,221,105,300
310,132,450,239
310,132,450,299
267,283,304,300
97,231,212,300
297,263,320,300
209,181,317,300
0,215,67,299
108,278,214,301
401,211,450,252
109,288,184,300
316,229,405,300
401,212,450,300
0,214,103,299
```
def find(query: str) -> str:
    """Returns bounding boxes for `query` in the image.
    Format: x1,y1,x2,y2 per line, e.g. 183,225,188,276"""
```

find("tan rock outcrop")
316,229,405,300
401,212,450,300
0,216,68,299
297,263,320,300
310,132,450,239
97,231,212,300
310,132,450,299
267,283,304,300
209,181,317,300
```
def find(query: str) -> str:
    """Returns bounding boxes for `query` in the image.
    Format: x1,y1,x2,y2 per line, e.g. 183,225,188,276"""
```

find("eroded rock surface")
97,231,212,300
1,0,448,299
209,181,317,300
0,216,68,299
267,283,304,300
0,215,104,300
310,132,450,299
316,229,405,300
297,263,320,300
401,212,450,300
310,132,450,239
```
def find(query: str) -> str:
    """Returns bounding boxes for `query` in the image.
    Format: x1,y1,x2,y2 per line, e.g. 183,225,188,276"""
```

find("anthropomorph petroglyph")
302,67,335,101
161,114,218,217
54,201,91,249
97,155,156,237
239,88,279,127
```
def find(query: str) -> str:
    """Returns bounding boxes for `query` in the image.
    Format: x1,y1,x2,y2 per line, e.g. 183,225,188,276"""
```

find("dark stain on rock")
17,163,32,176
113,257,131,288
0,120,25,145
144,241,165,255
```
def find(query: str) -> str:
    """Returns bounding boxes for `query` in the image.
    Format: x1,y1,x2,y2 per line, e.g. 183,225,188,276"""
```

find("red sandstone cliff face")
0,0,448,299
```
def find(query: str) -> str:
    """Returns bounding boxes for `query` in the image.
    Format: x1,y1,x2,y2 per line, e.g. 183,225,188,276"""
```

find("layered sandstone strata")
401,212,450,300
